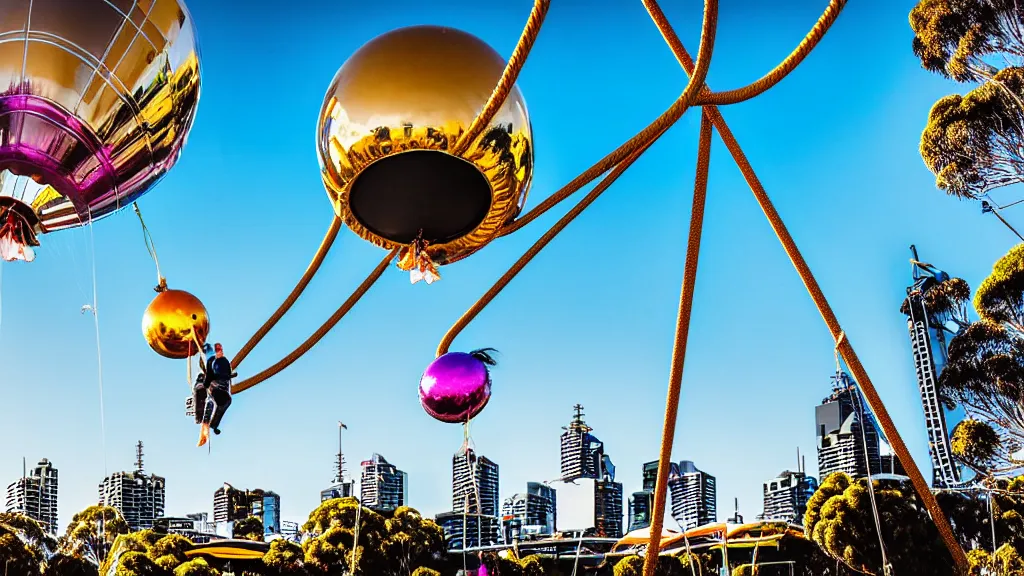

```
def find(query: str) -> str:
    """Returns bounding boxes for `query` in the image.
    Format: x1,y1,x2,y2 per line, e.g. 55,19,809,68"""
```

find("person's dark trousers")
208,380,232,430
193,382,210,425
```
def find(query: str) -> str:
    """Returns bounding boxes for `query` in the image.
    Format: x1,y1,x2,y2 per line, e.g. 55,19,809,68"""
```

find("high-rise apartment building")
98,442,165,532
560,404,614,481
761,470,818,525
557,405,623,537
816,372,883,480
902,247,962,488
321,422,355,502
453,445,499,517
5,458,58,534
439,445,501,549
502,482,556,541
360,453,407,512
668,461,716,531
627,461,680,532
212,483,281,535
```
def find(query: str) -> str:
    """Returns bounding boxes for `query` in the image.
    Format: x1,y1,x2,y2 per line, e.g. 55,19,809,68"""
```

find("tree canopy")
804,472,954,576
920,67,1024,199
910,0,1024,82
232,515,265,542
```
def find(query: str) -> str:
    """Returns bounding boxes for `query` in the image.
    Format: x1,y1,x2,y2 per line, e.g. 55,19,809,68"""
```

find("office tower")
556,404,623,537
321,422,355,501
98,442,165,531
726,498,744,524
360,453,407,512
502,482,557,541
628,460,680,532
5,458,58,534
439,445,501,549
816,372,883,480
668,461,716,531
212,483,281,535
453,445,499,516
902,247,962,488
561,404,616,481
761,470,818,525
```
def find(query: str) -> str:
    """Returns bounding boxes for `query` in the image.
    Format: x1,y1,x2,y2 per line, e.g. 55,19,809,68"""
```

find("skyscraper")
627,460,679,532
902,247,962,488
502,482,556,541
98,442,165,531
437,445,501,549
557,405,623,537
5,458,58,534
321,422,355,501
668,461,716,531
453,445,499,516
816,372,883,480
360,453,407,512
761,470,818,525
212,483,281,535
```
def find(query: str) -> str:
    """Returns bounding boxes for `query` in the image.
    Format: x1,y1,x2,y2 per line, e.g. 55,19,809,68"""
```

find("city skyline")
0,0,1010,529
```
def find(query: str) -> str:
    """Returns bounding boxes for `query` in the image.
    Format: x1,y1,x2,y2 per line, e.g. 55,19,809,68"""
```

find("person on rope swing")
194,342,234,447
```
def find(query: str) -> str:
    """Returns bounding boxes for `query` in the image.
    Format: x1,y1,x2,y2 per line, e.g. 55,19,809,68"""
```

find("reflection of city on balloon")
0,0,200,261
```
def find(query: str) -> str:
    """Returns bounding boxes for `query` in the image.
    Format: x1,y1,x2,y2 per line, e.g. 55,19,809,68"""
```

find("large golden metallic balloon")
142,288,209,360
0,0,201,262
316,25,533,279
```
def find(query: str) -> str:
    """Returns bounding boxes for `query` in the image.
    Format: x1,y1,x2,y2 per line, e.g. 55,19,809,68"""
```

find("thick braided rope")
498,0,720,238
436,0,720,357
232,250,395,394
696,0,847,105
642,1,969,571
641,110,714,576
232,216,343,370
450,0,551,158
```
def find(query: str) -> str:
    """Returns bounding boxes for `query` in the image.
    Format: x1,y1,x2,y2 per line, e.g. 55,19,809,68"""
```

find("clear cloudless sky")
1,0,1017,530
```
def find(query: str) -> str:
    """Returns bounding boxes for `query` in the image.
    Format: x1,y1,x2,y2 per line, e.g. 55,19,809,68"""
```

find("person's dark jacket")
207,356,233,385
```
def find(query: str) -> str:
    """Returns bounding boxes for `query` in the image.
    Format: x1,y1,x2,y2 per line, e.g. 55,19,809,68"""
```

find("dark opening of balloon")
348,150,492,245
0,198,40,262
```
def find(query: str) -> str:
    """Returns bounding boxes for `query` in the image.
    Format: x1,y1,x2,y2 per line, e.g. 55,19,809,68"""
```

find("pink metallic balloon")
0,0,201,262
419,350,496,424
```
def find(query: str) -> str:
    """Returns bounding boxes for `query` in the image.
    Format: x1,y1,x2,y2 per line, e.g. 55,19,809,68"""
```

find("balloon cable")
88,213,108,477
132,203,165,290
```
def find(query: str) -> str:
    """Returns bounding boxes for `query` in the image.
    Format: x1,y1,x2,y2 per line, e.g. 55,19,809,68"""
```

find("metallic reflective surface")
0,0,201,261
317,25,533,273
142,288,209,359
419,352,492,424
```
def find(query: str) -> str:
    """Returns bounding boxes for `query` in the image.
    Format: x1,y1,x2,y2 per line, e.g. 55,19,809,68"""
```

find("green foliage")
976,244,1024,332
262,539,305,576
967,543,1024,575
909,0,1023,82
952,418,1002,470
612,555,686,576
232,516,265,542
172,559,220,576
733,565,760,576
113,551,168,576
63,505,130,565
805,472,954,576
0,513,48,575
920,67,1024,199
301,499,444,576
45,554,99,576
149,534,192,567
411,568,441,576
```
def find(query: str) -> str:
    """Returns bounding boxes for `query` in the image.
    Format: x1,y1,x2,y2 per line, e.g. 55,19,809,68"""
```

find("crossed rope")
209,1,968,572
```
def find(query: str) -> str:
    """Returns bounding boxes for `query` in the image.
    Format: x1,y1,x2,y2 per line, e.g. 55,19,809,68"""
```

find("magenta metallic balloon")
0,0,201,262
419,352,492,424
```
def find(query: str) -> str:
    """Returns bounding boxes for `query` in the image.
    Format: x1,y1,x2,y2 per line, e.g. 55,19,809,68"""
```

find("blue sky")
1,0,1018,530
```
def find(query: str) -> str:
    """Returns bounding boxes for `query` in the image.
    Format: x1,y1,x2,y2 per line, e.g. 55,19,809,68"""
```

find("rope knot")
154,277,168,293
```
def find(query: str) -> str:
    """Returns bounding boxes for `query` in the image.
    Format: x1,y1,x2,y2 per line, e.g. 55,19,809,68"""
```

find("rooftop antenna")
22,456,25,480
796,447,801,474
335,421,348,484
135,441,144,473
564,404,592,433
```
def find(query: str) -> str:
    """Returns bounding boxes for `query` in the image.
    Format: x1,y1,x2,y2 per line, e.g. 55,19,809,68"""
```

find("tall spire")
335,422,348,484
135,441,144,473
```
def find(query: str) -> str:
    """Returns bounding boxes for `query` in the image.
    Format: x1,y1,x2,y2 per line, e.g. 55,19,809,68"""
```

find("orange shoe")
197,423,210,447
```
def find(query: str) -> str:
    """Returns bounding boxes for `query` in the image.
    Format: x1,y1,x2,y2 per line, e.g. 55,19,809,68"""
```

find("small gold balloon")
142,289,209,360
316,25,534,272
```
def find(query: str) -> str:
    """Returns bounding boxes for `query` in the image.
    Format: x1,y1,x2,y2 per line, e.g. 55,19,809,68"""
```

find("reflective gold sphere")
316,25,533,272
142,289,209,360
